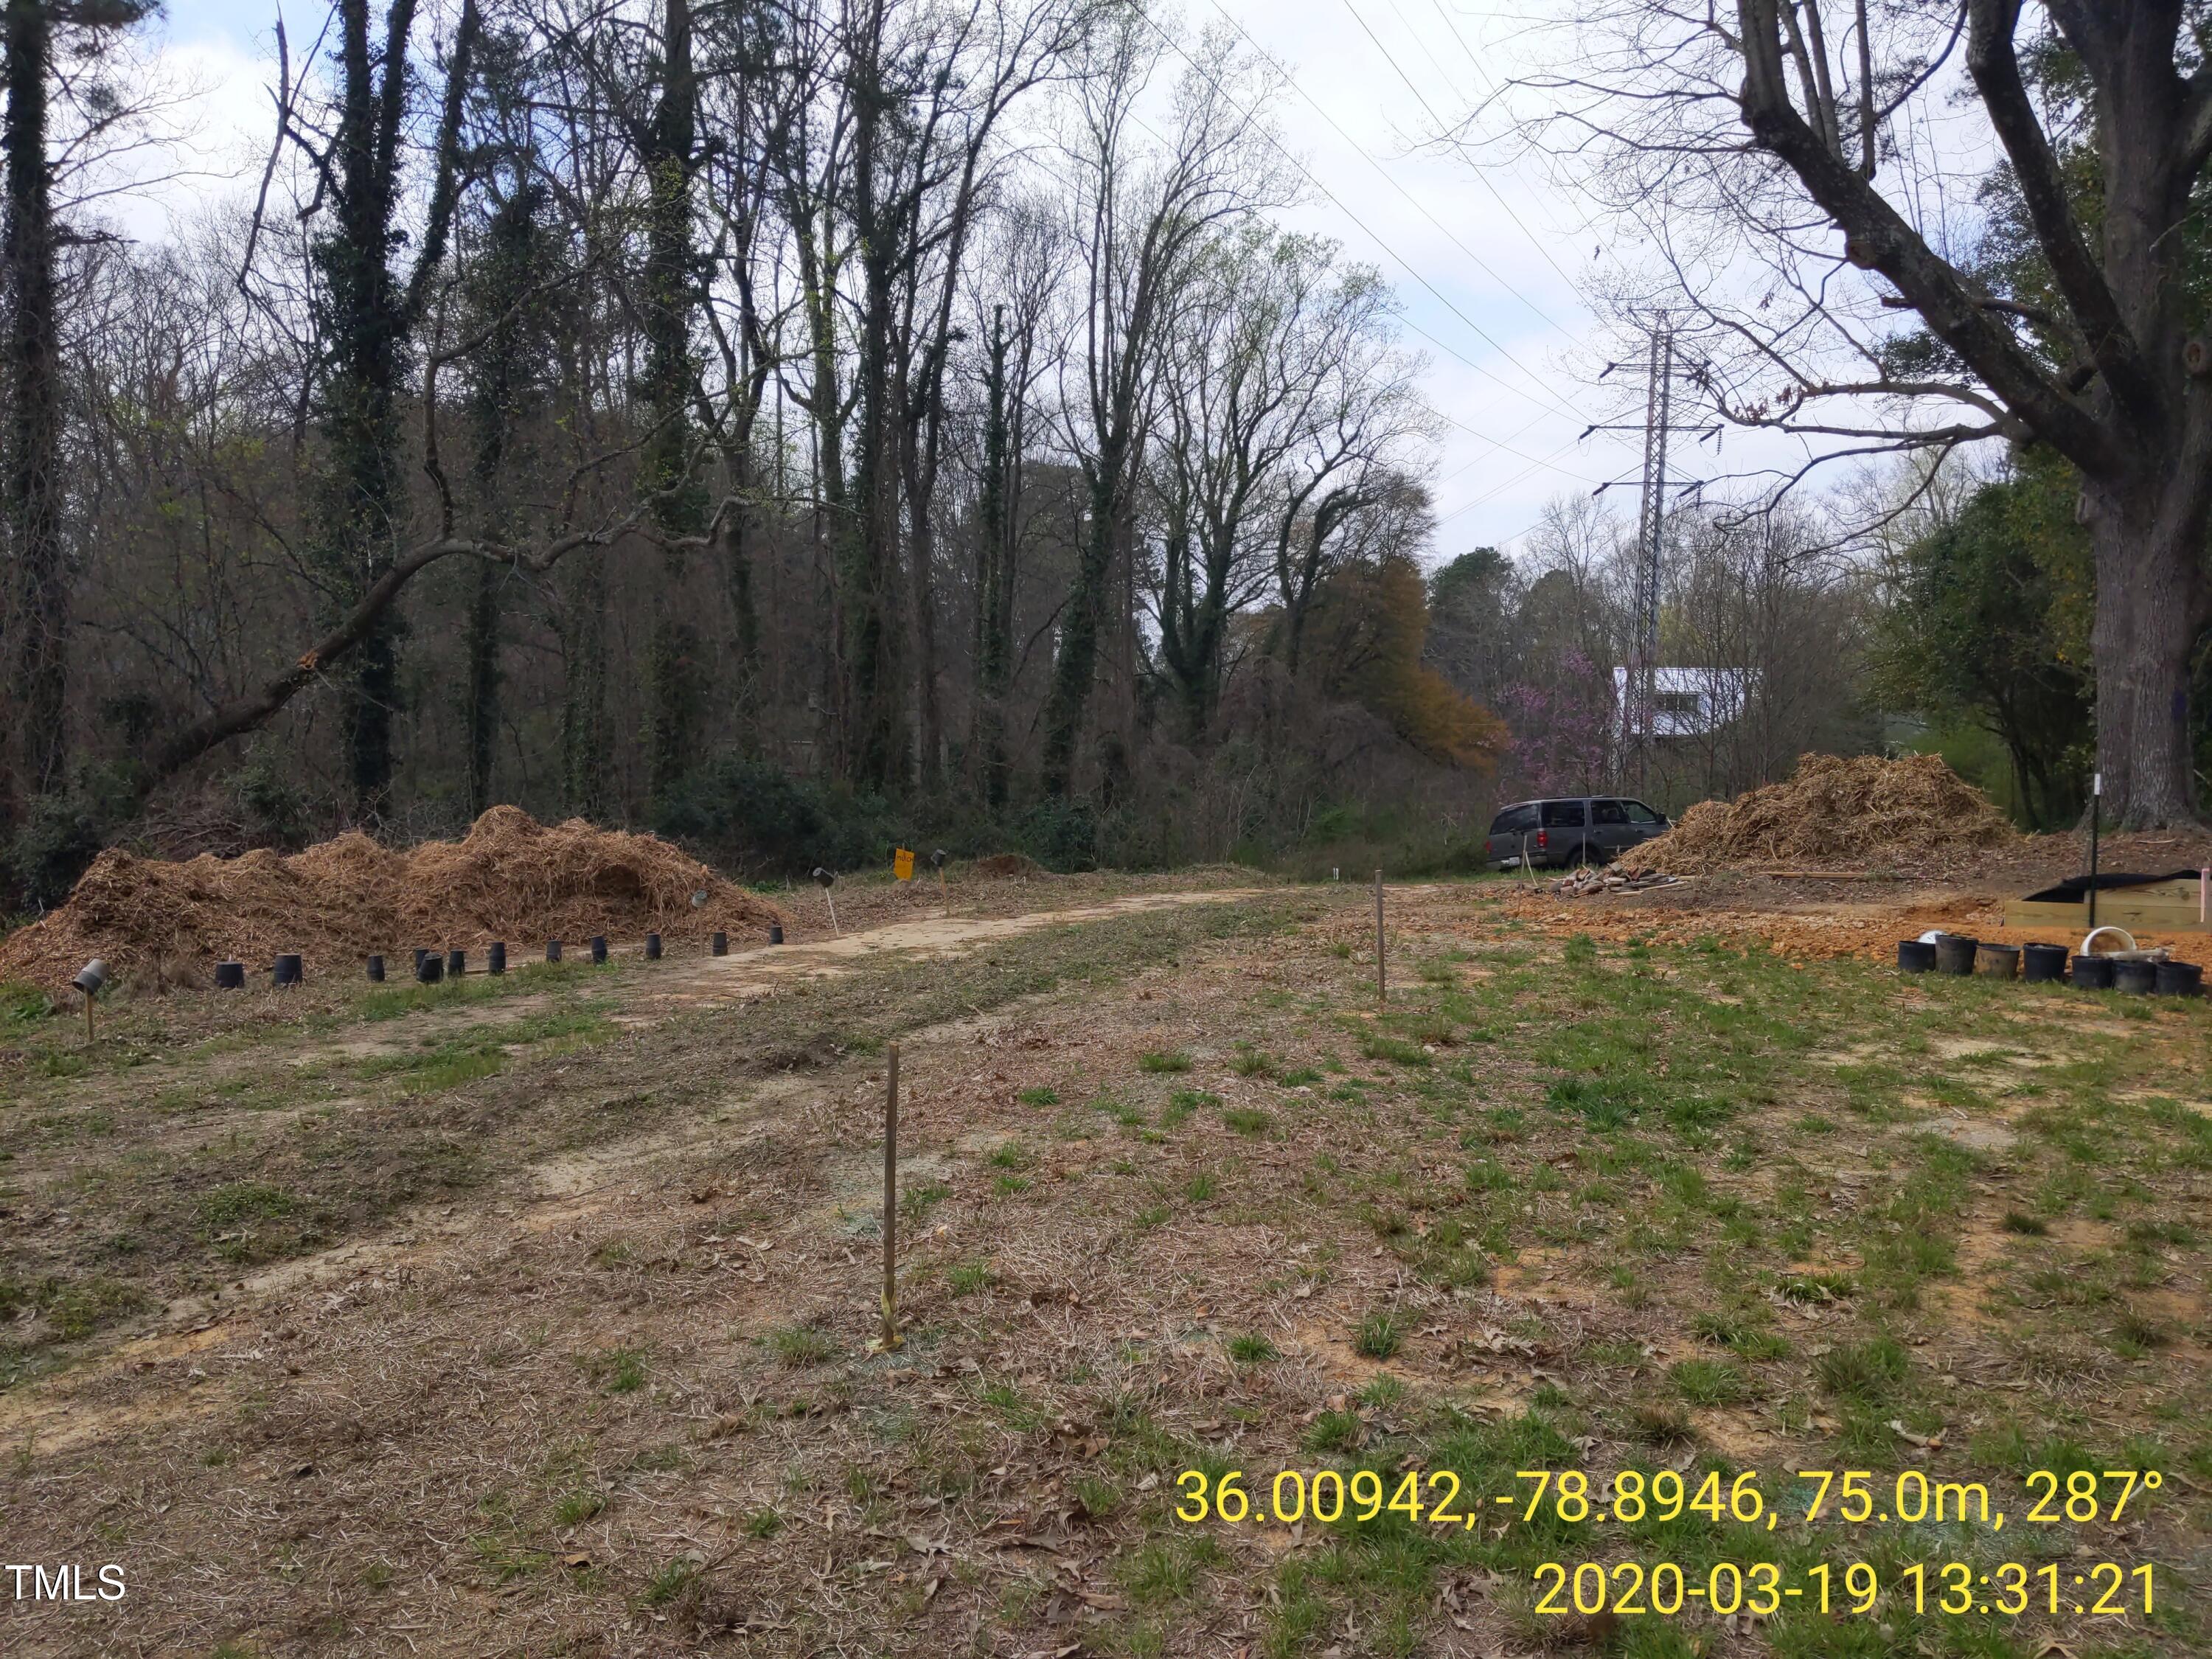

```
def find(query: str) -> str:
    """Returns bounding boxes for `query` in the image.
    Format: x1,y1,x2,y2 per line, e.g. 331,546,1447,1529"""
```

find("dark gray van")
1482,797,1670,869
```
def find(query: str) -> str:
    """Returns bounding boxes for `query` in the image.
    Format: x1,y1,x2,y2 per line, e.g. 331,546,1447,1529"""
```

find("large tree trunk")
720,444,762,742
640,0,705,809
2087,480,2209,827
309,0,477,821
841,57,904,796
902,426,944,793
463,561,499,815
974,308,1016,809
561,557,610,818
1041,462,1121,796
2,0,62,810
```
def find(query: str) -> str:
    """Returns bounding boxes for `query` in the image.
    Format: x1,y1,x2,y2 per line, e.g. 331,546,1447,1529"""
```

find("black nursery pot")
590,936,608,964
1975,943,2020,980
2071,954,2115,990
488,942,506,975
414,947,431,972
2114,959,2158,995
215,961,246,990
2154,960,2203,997
2020,943,2068,983
366,954,386,983
712,931,728,956
645,933,662,961
447,948,466,977
417,953,444,984
1897,940,1936,973
273,953,304,987
1933,934,1979,975
769,924,784,946
547,939,563,963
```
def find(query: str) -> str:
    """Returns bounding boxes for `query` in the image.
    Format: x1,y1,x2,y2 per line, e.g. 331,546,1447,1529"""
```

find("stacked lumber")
1551,866,1686,897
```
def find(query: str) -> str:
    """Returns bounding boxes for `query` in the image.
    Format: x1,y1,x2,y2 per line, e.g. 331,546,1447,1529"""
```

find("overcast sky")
150,0,1646,564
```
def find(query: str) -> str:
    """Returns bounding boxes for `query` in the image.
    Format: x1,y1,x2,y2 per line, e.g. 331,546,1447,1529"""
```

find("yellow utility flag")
893,847,915,882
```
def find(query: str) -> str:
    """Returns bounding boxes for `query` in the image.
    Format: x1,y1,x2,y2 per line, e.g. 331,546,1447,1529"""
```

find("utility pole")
1627,324,1673,794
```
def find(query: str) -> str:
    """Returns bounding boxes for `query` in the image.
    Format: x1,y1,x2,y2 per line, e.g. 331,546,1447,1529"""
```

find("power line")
1385,310,1599,483
1145,6,1590,432
1430,431,1592,532
1211,0,1571,340
1341,0,1584,293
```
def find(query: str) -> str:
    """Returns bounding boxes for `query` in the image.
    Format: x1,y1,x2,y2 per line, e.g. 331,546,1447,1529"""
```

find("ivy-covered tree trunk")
1040,453,1121,796
974,307,1016,809
309,0,478,821
841,51,905,796
461,182,546,818
1,0,63,810
639,0,707,809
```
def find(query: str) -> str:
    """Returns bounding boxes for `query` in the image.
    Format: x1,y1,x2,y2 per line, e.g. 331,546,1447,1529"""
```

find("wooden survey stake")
1374,869,1386,1008
882,1043,902,1351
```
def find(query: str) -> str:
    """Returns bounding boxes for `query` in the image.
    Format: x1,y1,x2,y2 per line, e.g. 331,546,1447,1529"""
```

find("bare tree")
1040,15,1285,796
1150,227,1357,741
275,0,482,818
1264,268,1431,674
1495,1,2212,824
965,193,1054,807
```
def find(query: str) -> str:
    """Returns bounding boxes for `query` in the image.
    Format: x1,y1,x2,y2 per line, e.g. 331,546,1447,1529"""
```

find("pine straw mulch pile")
1613,752,2017,877
0,805,785,990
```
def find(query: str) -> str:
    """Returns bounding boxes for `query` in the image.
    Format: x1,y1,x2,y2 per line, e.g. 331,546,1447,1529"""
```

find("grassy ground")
0,880,2205,1658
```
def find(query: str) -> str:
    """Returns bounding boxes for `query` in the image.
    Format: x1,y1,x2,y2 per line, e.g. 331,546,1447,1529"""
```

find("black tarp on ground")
2021,870,2202,902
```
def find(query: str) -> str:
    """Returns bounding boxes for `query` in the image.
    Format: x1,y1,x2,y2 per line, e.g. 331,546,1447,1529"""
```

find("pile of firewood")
1551,866,1686,897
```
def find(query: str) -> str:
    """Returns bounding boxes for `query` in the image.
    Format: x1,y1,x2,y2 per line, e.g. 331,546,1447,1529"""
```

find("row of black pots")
213,925,785,990
1897,936,2203,996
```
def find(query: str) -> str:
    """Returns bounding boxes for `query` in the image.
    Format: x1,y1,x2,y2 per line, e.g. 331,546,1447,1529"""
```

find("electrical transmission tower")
1626,326,1674,792
1588,324,1691,793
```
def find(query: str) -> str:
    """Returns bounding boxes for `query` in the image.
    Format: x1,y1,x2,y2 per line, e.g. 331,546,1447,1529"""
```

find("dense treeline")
0,0,1516,900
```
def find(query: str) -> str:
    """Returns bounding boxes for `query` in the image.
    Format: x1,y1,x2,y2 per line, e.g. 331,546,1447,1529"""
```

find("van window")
1540,800,1587,828
1624,800,1665,825
1487,804,1537,835
1590,799,1629,825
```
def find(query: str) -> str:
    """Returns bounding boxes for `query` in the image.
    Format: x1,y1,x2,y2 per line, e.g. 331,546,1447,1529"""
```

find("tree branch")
1735,0,2123,477
146,512,643,791
400,0,482,332
1963,0,2152,421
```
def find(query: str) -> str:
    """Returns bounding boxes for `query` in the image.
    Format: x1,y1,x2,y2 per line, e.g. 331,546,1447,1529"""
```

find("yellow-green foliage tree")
1309,554,1506,770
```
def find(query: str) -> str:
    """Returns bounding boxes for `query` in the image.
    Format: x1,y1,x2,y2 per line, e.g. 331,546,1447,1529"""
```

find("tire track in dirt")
613,886,1269,1019
0,887,1263,1459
